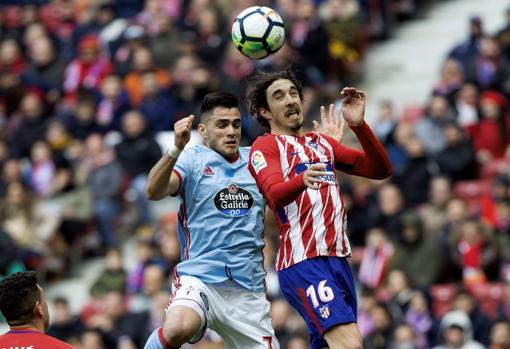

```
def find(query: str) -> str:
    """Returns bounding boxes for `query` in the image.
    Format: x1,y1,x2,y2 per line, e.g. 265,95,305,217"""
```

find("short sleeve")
173,146,195,193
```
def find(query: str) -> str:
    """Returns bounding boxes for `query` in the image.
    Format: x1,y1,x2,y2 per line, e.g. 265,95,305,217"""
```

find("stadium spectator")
389,212,444,287
373,99,398,145
454,83,479,128
405,291,435,349
90,247,127,298
88,290,149,349
61,94,104,140
371,183,406,241
465,36,510,92
21,36,64,98
433,58,465,104
435,122,478,181
123,46,171,108
453,290,493,346
392,135,433,206
450,219,498,288
8,91,48,159
78,133,123,248
115,110,161,226
433,310,485,349
392,323,421,349
467,90,510,164
420,176,453,238
138,71,177,133
148,13,181,68
448,16,485,72
497,7,510,61
414,95,456,156
63,35,113,101
363,303,394,349
46,296,85,343
96,74,132,131
489,320,510,349
359,227,394,290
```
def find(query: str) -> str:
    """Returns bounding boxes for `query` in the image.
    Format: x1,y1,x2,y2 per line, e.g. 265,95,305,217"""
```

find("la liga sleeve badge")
251,150,267,174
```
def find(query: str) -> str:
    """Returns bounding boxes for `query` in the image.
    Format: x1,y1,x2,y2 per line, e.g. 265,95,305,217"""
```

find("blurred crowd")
5,0,510,349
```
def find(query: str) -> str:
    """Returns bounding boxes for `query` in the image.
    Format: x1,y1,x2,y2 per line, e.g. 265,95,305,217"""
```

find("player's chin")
222,145,238,158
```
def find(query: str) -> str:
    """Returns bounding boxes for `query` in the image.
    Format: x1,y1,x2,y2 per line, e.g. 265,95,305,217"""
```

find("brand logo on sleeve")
251,150,267,174
214,184,254,217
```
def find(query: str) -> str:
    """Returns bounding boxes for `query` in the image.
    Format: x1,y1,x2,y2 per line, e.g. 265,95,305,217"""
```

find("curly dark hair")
246,69,303,130
0,271,40,325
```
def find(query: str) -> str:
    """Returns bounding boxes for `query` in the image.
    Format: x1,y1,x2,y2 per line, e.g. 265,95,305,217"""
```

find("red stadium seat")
453,180,493,215
469,282,505,319
430,284,457,318
479,159,507,180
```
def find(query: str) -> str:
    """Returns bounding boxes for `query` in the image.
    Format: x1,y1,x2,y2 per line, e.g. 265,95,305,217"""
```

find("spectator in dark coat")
448,16,484,72
61,96,104,141
9,91,48,159
115,111,161,225
453,290,494,347
139,70,176,133
393,136,434,207
435,122,477,181
46,296,85,343
21,37,64,97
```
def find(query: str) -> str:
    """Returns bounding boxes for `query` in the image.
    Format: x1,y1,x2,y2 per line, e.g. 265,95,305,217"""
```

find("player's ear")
259,108,272,121
34,300,43,318
197,123,207,141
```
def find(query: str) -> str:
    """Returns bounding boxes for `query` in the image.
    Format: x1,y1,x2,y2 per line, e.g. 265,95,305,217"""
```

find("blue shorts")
278,257,357,349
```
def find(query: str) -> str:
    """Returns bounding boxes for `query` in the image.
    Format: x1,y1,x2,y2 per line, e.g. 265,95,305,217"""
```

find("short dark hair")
246,69,303,130
200,92,240,121
0,271,40,325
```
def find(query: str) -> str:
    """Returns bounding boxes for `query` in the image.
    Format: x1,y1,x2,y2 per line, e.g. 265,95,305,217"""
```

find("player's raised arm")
146,115,194,200
329,87,392,179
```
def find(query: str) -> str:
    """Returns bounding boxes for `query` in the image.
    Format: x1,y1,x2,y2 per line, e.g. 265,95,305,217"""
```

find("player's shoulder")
37,332,74,348
251,134,278,152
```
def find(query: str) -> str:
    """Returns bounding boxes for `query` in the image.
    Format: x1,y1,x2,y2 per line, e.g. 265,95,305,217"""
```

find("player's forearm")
146,154,178,200
344,122,392,179
264,173,307,208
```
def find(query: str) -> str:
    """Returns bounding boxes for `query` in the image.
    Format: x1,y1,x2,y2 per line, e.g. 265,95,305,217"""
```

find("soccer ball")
231,6,285,60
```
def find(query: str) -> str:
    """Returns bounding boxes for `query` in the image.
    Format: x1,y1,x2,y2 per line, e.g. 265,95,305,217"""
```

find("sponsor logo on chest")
214,183,254,217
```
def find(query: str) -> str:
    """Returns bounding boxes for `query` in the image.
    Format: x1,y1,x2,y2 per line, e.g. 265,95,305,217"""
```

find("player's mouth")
225,140,238,147
285,108,300,118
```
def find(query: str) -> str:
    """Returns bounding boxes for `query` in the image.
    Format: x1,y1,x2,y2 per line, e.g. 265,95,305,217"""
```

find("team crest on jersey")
307,141,326,154
319,305,331,319
251,150,267,174
214,183,254,217
202,166,215,176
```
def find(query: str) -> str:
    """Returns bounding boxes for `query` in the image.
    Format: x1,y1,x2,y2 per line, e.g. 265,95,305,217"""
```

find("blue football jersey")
173,145,266,292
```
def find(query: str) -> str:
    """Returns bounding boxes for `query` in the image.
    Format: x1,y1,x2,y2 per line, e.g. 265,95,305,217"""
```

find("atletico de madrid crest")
319,305,330,319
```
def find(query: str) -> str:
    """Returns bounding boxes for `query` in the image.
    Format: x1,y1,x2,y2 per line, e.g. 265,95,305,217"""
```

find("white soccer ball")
231,6,286,60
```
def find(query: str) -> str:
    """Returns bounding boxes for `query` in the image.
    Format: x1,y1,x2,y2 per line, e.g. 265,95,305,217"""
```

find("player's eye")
232,120,241,129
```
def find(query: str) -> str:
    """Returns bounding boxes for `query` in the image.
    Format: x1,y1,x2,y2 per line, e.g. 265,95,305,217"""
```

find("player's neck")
9,322,43,332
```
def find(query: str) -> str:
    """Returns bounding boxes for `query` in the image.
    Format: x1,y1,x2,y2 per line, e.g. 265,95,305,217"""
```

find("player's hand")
341,87,365,127
303,163,327,190
313,104,345,144
174,115,195,150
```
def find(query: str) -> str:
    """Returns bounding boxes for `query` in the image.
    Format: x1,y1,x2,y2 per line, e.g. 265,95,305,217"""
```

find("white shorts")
166,275,279,349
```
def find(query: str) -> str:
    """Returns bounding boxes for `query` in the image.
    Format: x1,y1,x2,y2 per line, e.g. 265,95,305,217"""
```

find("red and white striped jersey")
249,132,356,271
